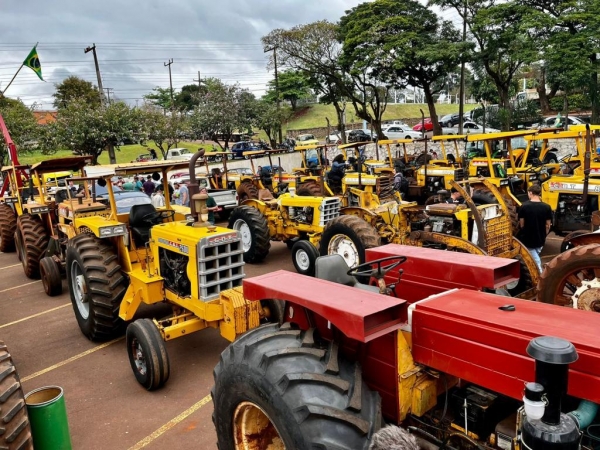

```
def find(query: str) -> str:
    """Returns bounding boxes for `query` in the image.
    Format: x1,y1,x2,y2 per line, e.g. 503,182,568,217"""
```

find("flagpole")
1,42,39,95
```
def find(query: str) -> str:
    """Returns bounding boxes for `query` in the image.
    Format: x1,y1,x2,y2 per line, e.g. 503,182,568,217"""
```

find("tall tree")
175,84,202,112
340,0,467,136
140,107,189,158
53,76,101,110
144,87,173,111
255,99,292,147
265,70,312,110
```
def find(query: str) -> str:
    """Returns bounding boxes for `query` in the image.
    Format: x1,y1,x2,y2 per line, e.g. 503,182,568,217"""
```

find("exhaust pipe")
188,149,206,221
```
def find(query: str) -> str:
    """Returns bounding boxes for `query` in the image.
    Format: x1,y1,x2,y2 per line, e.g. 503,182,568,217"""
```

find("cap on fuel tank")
526,336,578,364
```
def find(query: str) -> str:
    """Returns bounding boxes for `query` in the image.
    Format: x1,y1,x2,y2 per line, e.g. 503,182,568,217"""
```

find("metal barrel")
25,386,72,450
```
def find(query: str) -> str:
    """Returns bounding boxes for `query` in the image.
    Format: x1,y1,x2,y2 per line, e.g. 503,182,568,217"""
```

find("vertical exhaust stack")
188,149,206,222
522,336,580,450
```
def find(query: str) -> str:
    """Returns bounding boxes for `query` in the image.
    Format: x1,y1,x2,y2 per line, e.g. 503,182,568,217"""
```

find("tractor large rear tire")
320,215,380,269
297,181,322,197
66,233,128,341
228,206,271,263
212,323,381,450
472,187,519,235
0,341,33,450
538,244,600,311
16,214,49,279
237,181,258,202
560,230,589,253
0,203,17,253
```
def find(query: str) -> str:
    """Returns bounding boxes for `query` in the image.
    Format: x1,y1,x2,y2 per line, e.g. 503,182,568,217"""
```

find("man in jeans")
517,184,553,273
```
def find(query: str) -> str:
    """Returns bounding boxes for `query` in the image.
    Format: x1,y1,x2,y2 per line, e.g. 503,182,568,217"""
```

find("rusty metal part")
233,401,284,450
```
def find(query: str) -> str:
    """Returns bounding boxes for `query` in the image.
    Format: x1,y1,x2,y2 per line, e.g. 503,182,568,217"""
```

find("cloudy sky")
0,0,372,110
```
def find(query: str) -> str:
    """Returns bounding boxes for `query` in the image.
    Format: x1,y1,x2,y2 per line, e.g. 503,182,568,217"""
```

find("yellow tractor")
0,156,92,283
204,150,266,201
63,152,278,389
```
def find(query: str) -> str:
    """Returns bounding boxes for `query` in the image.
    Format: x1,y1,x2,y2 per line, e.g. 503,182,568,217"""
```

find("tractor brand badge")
471,161,488,166
158,237,189,254
207,233,238,246
548,182,600,192
419,169,455,175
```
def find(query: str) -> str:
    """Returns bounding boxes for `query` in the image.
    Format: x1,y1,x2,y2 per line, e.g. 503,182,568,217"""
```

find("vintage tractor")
0,340,33,450
0,156,92,283
212,244,600,449
205,150,265,201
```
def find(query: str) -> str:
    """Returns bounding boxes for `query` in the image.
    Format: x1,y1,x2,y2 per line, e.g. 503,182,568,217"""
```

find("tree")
255,99,292,146
55,100,142,164
175,84,201,112
53,76,101,110
265,70,311,110
340,0,467,136
262,21,351,142
140,107,190,158
144,87,173,111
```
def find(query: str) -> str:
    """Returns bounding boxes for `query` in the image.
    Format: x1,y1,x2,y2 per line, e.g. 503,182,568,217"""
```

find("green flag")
23,45,44,81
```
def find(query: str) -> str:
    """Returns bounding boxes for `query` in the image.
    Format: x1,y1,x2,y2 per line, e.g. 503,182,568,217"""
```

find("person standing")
133,176,143,192
151,189,165,207
143,175,155,196
172,182,182,205
179,181,190,207
517,184,553,272
200,187,219,225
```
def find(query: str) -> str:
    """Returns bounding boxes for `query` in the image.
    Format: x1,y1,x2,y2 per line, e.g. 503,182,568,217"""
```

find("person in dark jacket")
327,154,347,194
518,184,552,272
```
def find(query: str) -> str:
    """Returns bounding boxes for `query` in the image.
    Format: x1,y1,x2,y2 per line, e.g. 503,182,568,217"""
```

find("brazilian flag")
23,45,44,81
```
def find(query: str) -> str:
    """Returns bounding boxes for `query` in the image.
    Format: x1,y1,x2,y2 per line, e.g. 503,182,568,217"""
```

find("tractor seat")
315,254,380,293
129,203,157,246
258,188,278,205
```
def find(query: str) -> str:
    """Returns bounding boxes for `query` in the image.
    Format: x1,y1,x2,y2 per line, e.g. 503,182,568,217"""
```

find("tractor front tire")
212,323,381,450
0,341,33,450
296,182,322,197
16,214,49,279
0,203,17,253
291,240,319,276
320,215,380,269
66,233,128,341
228,206,270,263
538,244,600,311
237,181,258,202
40,256,63,297
126,319,170,391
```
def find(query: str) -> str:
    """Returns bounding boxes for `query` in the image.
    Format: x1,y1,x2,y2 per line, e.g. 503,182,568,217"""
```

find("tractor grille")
454,168,465,181
376,173,395,201
479,205,512,256
197,232,245,301
319,198,341,226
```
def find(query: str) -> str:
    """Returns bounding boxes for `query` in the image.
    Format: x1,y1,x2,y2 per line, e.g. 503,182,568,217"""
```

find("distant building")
33,110,57,125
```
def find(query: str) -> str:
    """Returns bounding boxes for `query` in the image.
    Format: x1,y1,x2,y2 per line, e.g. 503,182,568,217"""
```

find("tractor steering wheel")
347,255,407,280
143,209,176,225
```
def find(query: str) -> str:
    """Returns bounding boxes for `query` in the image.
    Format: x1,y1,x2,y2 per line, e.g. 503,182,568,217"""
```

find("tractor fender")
240,199,269,214
340,206,379,224
569,232,600,248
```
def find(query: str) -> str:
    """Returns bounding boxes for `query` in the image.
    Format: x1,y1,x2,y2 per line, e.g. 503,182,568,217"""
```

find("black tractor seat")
129,203,157,247
315,254,380,293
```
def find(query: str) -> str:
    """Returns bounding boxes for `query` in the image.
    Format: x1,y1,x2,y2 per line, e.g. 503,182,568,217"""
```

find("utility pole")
164,58,174,111
84,44,105,106
193,70,202,93
264,46,282,144
458,0,468,135
103,88,113,105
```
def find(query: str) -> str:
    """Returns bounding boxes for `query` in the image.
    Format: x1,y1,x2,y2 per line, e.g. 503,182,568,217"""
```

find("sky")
1,0,460,110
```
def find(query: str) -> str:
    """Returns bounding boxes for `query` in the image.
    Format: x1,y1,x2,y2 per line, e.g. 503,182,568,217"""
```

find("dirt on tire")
212,323,381,449
296,182,323,197
16,214,49,279
237,181,258,202
66,233,128,341
0,203,17,253
228,206,271,263
538,244,600,310
0,341,33,450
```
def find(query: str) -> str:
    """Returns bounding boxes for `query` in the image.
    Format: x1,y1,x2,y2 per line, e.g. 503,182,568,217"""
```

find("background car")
325,132,342,144
541,115,586,128
412,118,433,132
227,167,254,176
462,120,500,133
347,129,374,143
296,134,319,145
230,141,261,159
381,125,421,140
439,113,461,127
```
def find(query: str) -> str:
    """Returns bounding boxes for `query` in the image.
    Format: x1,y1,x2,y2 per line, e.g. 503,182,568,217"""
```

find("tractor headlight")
500,179,509,186
99,226,127,237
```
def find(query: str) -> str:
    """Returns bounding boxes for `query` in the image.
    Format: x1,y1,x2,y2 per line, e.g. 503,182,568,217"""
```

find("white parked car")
325,132,343,144
461,121,500,134
381,125,421,140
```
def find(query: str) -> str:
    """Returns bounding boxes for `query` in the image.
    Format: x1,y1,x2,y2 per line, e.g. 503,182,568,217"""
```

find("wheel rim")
41,263,49,293
233,401,284,450
130,337,147,375
294,247,311,271
233,219,252,252
328,234,360,268
70,261,90,319
554,267,600,312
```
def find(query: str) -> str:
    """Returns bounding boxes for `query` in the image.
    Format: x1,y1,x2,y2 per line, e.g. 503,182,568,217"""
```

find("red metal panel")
412,289,600,403
366,244,520,297
243,270,407,343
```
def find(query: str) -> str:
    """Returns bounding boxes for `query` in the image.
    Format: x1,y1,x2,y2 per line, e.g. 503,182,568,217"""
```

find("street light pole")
458,0,468,135
265,46,283,144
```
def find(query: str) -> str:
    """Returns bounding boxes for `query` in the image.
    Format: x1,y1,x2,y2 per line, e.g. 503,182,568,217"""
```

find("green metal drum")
25,386,72,450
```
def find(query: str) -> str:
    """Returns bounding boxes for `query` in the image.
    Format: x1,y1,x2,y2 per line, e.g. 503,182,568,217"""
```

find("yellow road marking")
0,263,21,270
0,303,70,329
21,337,124,382
0,280,40,293
128,395,212,450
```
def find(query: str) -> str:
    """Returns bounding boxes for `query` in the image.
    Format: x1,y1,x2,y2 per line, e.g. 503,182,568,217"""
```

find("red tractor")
212,245,600,449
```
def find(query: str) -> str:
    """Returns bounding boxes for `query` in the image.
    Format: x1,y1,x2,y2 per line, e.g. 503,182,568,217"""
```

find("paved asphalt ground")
0,230,561,449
